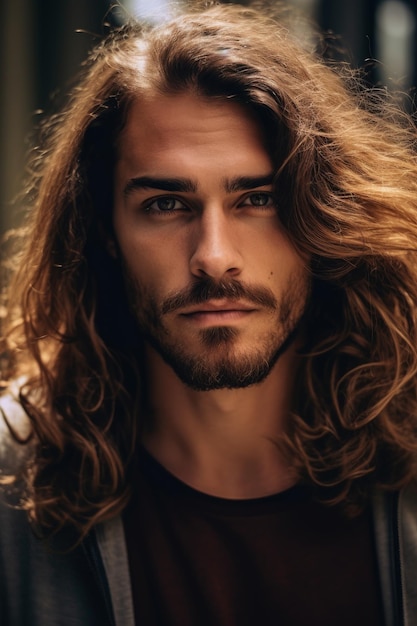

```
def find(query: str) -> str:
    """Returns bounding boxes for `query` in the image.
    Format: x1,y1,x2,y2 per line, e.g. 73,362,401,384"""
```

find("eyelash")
143,192,276,216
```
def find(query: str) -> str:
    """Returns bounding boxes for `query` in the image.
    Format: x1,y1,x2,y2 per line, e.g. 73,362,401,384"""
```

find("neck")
141,344,300,499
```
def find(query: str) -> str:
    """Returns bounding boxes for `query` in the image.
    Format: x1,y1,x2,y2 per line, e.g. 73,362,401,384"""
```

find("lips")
179,300,256,315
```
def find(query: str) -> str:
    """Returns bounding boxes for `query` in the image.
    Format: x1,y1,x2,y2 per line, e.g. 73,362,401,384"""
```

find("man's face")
113,92,310,390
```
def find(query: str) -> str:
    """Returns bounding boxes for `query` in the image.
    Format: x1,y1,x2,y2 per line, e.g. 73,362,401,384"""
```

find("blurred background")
1,0,416,232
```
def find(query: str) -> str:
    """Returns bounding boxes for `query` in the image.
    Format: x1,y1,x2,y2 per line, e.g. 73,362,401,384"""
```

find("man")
1,3,417,625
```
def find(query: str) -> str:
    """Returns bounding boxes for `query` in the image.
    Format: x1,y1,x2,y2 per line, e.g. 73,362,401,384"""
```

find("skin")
113,92,310,498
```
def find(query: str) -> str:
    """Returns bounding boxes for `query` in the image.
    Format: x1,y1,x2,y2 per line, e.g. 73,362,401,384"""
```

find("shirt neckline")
137,445,310,517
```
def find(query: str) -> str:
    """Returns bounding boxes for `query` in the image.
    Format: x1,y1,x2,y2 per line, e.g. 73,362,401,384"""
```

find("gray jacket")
1,396,417,625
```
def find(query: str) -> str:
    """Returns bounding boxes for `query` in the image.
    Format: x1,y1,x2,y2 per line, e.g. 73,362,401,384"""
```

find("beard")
122,269,310,391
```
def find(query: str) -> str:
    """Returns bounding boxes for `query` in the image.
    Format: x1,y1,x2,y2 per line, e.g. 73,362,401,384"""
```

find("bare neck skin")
142,343,299,499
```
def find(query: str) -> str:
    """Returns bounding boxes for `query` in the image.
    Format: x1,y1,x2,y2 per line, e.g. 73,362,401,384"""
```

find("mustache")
161,278,278,314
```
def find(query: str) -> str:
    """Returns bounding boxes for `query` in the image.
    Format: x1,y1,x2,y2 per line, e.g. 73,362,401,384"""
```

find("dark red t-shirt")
123,448,384,626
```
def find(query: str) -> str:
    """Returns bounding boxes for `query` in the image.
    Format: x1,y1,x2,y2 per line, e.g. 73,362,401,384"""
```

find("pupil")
252,193,267,206
158,198,175,211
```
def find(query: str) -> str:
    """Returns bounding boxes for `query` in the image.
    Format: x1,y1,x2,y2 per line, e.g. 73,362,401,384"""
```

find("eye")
144,196,188,214
241,192,276,209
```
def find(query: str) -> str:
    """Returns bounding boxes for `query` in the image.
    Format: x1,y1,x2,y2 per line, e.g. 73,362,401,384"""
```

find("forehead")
116,92,271,168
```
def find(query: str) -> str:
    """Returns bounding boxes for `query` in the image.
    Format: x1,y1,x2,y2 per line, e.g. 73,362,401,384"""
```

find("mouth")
179,300,256,324
181,299,256,313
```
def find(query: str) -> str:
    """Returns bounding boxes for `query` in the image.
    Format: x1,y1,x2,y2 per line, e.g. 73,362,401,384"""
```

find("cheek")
116,228,156,271
255,235,306,278
120,238,185,302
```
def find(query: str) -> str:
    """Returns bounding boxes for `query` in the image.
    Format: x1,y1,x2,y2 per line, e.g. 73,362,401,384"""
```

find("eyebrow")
224,174,274,193
123,173,274,197
123,176,197,197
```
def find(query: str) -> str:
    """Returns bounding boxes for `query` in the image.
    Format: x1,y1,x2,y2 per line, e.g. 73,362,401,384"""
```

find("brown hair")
2,3,417,538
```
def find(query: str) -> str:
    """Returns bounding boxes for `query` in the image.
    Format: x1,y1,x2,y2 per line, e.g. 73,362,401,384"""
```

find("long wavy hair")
2,2,417,538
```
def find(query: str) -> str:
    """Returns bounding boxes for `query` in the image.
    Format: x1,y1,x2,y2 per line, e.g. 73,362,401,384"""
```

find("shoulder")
0,378,33,475
0,382,34,551
373,482,417,625
398,481,417,624
397,478,417,553
372,480,417,538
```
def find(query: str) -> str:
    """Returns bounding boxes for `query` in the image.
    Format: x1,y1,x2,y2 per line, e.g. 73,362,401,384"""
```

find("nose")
189,206,243,280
